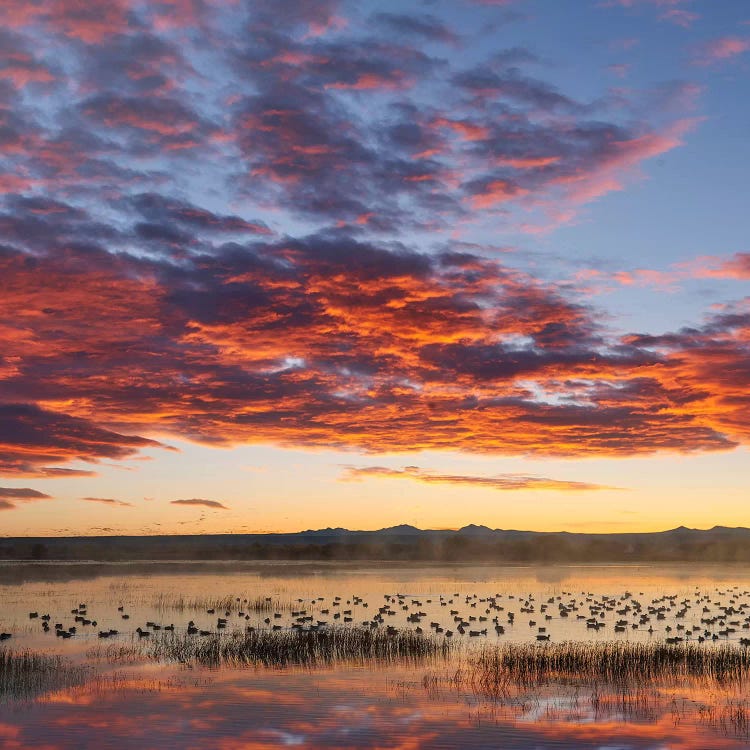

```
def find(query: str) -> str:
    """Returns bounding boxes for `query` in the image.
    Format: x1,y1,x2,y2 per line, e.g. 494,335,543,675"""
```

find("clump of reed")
152,593,291,613
0,648,87,701
149,625,452,667
85,642,146,664
472,641,750,693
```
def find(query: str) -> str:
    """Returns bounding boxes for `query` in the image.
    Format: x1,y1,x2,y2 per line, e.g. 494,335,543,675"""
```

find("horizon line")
2,523,748,540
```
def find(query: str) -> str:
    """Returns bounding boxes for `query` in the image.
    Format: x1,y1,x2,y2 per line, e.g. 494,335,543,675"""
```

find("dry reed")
151,594,292,613
472,641,750,692
0,647,87,701
148,625,452,667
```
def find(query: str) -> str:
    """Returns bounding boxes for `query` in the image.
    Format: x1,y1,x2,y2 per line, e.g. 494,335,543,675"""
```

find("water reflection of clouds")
2,666,748,750
5,566,750,748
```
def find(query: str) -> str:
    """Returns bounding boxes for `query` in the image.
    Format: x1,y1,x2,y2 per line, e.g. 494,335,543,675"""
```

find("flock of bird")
5,586,750,647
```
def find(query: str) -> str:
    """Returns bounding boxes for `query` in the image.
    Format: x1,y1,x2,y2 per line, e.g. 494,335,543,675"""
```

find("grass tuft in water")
472,641,750,691
0,648,88,701
149,625,452,667
152,594,292,613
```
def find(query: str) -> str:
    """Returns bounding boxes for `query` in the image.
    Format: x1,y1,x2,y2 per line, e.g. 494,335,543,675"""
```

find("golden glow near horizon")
1,440,748,537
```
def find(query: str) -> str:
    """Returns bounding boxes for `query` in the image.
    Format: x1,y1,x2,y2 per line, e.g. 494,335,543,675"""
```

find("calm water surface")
2,561,750,749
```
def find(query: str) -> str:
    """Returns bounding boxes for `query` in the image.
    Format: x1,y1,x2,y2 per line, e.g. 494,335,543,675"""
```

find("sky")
0,0,748,537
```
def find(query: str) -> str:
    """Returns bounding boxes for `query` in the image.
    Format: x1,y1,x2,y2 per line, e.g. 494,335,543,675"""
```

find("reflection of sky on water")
3,664,750,749
4,564,750,747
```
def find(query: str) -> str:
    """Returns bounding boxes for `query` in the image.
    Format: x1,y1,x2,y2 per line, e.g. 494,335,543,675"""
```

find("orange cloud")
0,403,165,478
470,180,528,208
324,72,412,90
0,486,52,510
433,117,490,142
341,465,622,491
494,156,560,169
693,253,750,280
0,233,745,468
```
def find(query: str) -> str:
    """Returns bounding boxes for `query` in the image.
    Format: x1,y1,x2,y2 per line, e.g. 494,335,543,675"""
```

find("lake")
2,561,750,748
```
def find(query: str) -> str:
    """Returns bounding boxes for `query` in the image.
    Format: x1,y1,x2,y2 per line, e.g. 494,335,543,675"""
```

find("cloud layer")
1,223,746,470
171,498,229,510
341,466,620,492
0,486,52,511
81,496,133,507
0,0,747,491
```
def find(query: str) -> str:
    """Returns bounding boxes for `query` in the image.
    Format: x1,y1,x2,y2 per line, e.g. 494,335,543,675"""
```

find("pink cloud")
0,64,55,88
607,63,631,78
324,72,412,91
689,253,750,280
303,14,348,39
604,0,691,7
470,180,529,209
4,0,132,43
552,118,699,208
660,9,699,27
695,37,750,65
572,253,750,295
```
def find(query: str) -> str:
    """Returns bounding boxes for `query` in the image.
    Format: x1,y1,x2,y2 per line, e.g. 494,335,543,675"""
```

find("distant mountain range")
2,524,750,563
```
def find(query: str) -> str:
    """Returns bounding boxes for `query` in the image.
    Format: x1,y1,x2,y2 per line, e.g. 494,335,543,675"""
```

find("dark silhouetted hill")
2,525,750,563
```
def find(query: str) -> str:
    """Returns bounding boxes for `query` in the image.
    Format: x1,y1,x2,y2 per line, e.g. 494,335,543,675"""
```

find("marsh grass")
85,642,147,664
151,594,292,613
148,625,452,667
472,641,750,693
0,647,88,701
420,646,750,740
